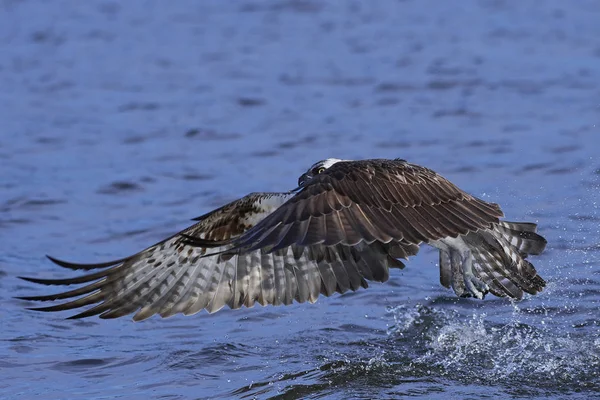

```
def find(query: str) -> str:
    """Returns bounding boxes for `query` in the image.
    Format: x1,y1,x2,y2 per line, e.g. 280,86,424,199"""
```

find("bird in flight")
19,158,547,320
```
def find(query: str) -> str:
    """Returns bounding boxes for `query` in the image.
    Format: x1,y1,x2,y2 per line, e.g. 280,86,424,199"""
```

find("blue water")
1,1,599,398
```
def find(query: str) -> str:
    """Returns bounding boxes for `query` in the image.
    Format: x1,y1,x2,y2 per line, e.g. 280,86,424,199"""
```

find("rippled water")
1,1,599,399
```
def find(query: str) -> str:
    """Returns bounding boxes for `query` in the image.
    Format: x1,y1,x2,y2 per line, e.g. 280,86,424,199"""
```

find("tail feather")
470,244,524,298
460,221,546,299
498,221,539,233
496,221,547,256
490,233,546,294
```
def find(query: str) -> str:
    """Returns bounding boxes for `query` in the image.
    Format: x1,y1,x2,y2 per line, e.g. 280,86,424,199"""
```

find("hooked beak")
298,173,310,187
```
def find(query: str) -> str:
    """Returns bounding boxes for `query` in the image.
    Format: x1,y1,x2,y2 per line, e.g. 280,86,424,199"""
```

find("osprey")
19,158,547,320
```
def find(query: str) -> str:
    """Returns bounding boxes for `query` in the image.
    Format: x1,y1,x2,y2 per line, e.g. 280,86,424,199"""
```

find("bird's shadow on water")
215,300,600,399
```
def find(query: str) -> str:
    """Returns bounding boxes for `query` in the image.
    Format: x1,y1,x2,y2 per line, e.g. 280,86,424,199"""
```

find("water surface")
1,1,599,399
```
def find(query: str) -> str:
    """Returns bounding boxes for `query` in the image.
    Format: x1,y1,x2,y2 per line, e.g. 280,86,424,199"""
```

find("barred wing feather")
19,192,410,320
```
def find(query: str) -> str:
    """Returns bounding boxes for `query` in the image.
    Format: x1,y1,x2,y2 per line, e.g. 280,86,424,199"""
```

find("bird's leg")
459,247,489,299
450,250,468,297
431,237,490,299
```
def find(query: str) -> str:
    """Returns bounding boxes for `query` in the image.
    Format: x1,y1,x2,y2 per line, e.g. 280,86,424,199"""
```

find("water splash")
387,304,600,392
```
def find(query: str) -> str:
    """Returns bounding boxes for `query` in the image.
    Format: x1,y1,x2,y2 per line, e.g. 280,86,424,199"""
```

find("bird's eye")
317,167,325,174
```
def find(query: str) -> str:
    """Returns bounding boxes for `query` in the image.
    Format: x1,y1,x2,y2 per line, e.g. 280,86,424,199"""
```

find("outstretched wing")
19,192,411,320
214,159,504,255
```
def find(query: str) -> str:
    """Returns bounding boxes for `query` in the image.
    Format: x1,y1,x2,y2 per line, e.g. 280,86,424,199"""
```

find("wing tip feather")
46,254,125,270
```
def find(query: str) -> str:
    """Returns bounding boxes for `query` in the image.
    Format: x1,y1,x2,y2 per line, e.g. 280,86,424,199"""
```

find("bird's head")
297,158,347,187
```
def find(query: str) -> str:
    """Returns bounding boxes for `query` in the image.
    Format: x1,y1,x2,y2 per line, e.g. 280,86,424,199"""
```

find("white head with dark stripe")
298,158,347,187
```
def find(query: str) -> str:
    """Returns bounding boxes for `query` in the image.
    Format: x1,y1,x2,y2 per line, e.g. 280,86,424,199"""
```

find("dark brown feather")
219,160,503,256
